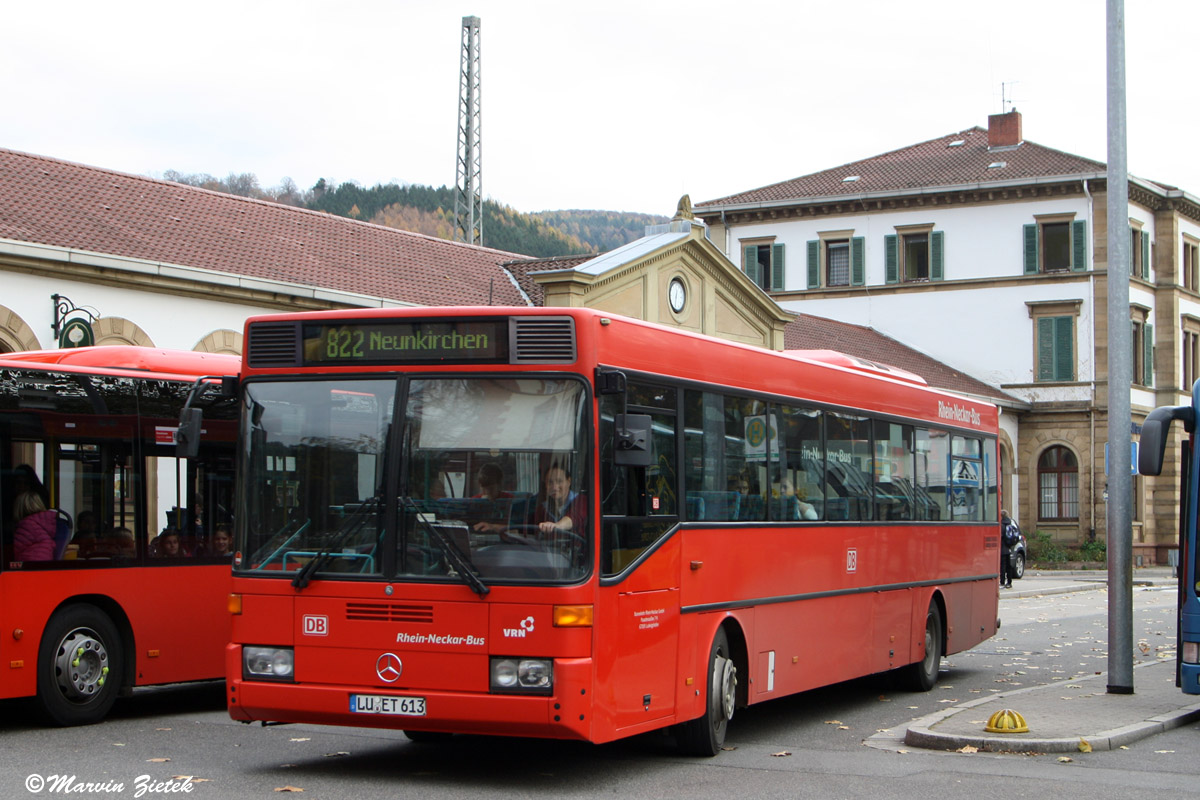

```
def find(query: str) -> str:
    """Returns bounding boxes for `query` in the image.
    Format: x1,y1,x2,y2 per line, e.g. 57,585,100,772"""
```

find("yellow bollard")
984,708,1029,733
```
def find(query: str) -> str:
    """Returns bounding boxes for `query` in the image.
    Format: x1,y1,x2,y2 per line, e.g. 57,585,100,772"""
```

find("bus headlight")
490,657,553,694
243,646,294,681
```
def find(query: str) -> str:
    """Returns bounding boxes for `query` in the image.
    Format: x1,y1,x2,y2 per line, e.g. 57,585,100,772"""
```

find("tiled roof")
501,254,597,306
0,147,532,307
784,314,1018,405
697,127,1107,208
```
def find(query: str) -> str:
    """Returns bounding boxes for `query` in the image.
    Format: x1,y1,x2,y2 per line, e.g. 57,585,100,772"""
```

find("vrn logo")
503,616,536,638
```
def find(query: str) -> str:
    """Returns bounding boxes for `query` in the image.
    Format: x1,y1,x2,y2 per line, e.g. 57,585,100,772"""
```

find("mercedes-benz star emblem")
376,652,403,683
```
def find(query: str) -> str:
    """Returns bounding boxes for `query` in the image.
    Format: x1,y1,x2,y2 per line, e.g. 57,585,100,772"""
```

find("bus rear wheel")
677,627,736,756
37,604,122,726
900,602,943,692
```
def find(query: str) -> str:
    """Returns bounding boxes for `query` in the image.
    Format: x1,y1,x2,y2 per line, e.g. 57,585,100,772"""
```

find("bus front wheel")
900,602,943,692
37,604,123,726
677,627,736,757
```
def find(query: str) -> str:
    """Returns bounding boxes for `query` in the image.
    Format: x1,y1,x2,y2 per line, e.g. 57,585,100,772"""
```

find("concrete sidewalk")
892,569,1200,753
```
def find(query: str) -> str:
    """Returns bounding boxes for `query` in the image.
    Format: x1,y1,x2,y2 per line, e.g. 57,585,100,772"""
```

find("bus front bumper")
228,652,596,740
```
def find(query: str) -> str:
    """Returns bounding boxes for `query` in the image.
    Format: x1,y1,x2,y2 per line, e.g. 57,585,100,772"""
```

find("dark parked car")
1009,525,1027,580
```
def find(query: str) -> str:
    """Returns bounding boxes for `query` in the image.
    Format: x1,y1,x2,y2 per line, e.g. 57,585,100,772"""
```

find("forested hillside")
160,171,665,258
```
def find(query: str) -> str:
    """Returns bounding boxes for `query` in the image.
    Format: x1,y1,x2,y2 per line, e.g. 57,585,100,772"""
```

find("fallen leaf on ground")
957,745,979,754
1057,757,1073,763
146,758,171,763
1078,738,1092,753
771,751,792,757
274,787,304,793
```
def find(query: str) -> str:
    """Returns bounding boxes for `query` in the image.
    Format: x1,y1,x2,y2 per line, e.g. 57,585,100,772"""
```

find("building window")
1183,317,1200,390
806,234,864,289
827,240,850,286
1024,217,1087,274
1184,237,1199,292
1029,300,1081,383
740,241,784,292
885,227,944,283
1131,224,1150,280
1131,307,1153,387
1038,445,1079,521
1036,316,1074,381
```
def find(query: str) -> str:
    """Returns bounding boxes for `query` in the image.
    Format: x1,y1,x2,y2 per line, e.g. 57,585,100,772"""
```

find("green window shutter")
884,234,898,283
1024,224,1040,274
743,244,761,286
1144,323,1154,386
931,231,944,281
1142,230,1151,279
1071,219,1087,272
851,237,865,286
807,240,820,288
1037,317,1055,381
771,243,785,291
1054,316,1074,381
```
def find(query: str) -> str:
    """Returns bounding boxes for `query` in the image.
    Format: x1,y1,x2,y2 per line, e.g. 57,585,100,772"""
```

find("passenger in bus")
113,527,137,558
535,464,586,535
71,510,100,556
778,480,819,521
210,523,233,557
13,490,57,561
13,464,51,509
473,463,513,500
153,528,185,557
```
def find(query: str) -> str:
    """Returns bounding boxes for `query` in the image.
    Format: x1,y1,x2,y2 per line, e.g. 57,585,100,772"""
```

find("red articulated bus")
0,346,239,724
221,307,1000,755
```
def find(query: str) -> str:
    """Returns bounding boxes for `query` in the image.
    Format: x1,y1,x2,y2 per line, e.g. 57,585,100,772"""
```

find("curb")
902,666,1200,753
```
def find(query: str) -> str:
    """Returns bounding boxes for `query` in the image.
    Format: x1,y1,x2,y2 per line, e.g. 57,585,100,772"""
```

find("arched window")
1038,446,1078,521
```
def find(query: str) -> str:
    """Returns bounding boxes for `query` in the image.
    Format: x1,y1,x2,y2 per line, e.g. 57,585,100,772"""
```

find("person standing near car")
1000,510,1018,588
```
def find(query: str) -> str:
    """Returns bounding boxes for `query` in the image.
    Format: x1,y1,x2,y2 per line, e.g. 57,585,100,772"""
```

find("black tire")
1013,551,1025,580
900,602,943,692
403,730,454,743
677,627,737,757
36,604,123,726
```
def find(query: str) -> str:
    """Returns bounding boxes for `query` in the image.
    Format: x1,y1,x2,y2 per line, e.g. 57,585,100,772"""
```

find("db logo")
303,615,329,636
846,548,858,574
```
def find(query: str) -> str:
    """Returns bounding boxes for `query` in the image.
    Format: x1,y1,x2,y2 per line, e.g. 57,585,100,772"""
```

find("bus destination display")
303,320,509,365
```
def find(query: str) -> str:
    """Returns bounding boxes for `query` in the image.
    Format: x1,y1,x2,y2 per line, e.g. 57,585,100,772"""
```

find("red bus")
0,346,239,725
221,307,1000,755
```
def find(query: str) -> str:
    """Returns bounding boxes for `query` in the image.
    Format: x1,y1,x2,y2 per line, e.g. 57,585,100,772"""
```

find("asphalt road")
0,579,1195,799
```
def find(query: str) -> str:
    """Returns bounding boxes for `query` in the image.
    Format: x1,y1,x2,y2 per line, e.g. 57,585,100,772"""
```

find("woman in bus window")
14,490,57,561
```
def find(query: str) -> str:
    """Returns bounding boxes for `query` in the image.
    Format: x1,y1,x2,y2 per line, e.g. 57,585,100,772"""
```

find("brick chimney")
988,109,1022,148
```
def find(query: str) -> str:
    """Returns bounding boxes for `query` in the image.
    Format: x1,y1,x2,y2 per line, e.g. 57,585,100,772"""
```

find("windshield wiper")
401,497,489,596
292,497,382,590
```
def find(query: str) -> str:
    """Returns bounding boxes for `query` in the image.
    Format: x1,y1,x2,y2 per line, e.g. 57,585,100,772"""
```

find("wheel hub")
53,627,110,702
716,656,737,721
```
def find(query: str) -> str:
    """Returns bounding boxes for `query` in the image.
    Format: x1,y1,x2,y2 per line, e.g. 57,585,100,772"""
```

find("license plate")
349,694,426,716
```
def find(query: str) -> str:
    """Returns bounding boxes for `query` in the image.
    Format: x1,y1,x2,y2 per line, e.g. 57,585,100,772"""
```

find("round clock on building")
668,277,687,313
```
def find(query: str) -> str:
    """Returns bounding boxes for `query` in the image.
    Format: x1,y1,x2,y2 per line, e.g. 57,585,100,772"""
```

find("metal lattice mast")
454,15,482,245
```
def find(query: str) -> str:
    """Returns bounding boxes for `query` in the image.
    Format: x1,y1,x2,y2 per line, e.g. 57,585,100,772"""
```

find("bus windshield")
236,376,590,585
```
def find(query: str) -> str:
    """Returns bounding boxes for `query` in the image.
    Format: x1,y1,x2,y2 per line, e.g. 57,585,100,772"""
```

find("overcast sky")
3,1,1195,215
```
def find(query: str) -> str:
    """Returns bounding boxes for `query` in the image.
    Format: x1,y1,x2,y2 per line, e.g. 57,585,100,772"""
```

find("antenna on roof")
1001,81,1019,113
454,16,483,246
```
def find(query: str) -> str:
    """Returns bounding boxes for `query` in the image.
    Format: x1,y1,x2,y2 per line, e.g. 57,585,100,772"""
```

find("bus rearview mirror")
176,407,203,459
614,413,652,467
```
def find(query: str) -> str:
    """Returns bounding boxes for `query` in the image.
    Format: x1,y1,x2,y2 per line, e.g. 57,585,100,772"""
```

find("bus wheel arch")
900,592,945,692
677,617,746,757
36,598,132,725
